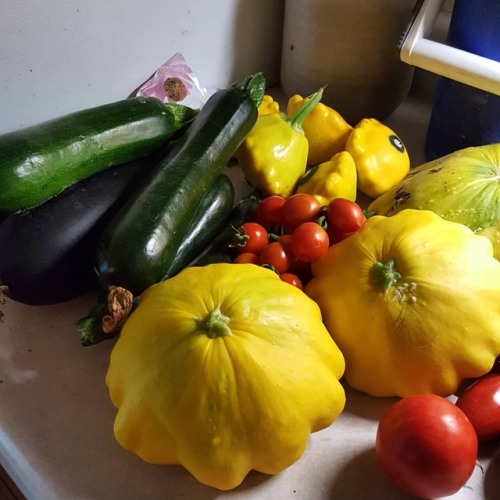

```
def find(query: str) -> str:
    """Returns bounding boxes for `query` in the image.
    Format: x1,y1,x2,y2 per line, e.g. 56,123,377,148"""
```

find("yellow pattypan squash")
296,150,357,206
346,118,410,199
236,89,323,198
106,263,346,490
286,94,353,166
258,94,280,115
306,209,500,399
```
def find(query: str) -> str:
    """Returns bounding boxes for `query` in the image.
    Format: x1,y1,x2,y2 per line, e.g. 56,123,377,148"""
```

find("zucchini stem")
0,285,7,304
76,287,135,346
231,73,266,108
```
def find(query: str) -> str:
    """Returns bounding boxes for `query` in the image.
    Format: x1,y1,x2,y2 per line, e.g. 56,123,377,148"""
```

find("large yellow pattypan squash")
106,263,346,490
306,209,500,398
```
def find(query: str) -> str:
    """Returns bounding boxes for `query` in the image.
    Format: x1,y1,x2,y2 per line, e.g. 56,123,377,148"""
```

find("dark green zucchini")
77,173,236,346
163,174,235,278
188,190,261,266
0,97,197,215
95,73,265,295
0,157,158,306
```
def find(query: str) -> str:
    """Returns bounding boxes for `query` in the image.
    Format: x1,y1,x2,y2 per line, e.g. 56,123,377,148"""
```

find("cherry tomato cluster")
376,373,500,498
231,194,366,289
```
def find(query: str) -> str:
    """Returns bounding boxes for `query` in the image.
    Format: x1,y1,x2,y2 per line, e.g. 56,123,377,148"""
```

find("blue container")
424,0,500,160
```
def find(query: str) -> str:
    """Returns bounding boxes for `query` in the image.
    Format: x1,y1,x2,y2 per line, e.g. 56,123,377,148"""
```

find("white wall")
0,0,284,133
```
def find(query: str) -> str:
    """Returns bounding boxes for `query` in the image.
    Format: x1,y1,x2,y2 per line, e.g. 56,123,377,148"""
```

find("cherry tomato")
280,272,303,290
233,252,259,264
278,233,293,247
290,222,330,262
327,227,355,245
233,222,268,255
281,193,321,231
257,241,293,274
327,198,366,234
376,394,478,499
255,195,286,229
456,374,500,442
278,234,309,271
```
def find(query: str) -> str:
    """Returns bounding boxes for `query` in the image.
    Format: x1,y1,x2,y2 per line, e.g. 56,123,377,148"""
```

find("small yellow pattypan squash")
106,263,346,490
236,89,323,198
306,209,500,398
346,118,410,199
296,150,357,206
286,94,353,166
258,94,280,115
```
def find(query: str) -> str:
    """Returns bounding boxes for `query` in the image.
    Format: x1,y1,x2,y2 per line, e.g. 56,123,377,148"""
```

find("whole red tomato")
327,228,356,245
257,241,293,274
279,272,304,290
281,193,321,231
376,394,478,499
290,222,329,262
233,252,259,265
255,195,286,230
456,374,500,442
327,198,366,234
233,222,268,255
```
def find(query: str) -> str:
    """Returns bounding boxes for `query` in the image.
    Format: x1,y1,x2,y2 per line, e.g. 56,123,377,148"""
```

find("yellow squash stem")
200,306,233,338
372,259,402,293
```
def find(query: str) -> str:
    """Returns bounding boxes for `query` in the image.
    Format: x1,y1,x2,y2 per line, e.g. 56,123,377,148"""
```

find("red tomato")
257,241,293,274
233,222,268,255
233,252,259,265
327,198,366,234
278,234,309,271
376,394,478,499
278,233,293,247
290,222,330,262
281,193,321,231
456,374,500,442
280,272,303,290
255,195,286,229
327,227,355,245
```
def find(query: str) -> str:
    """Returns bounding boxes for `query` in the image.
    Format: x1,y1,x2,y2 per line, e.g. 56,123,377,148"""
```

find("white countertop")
0,93,499,500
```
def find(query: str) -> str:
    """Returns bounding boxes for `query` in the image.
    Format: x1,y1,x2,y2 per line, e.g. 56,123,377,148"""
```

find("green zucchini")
188,191,261,266
77,173,236,346
163,174,235,279
0,97,197,215
95,73,265,295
